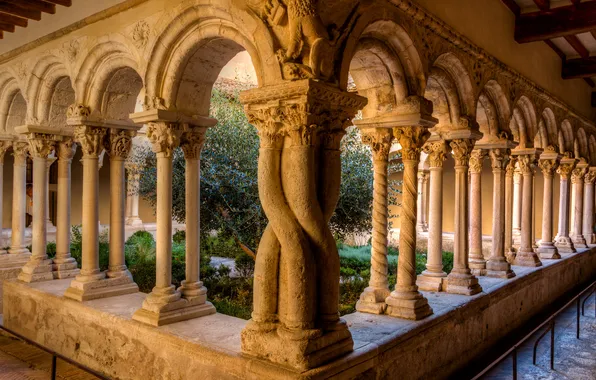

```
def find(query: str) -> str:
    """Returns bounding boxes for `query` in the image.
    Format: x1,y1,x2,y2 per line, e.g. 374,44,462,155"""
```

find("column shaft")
468,150,485,275
582,170,596,244
571,165,588,248
514,155,542,267
505,158,516,258
512,170,522,237
10,143,29,254
537,157,560,259
108,157,127,275
555,162,576,253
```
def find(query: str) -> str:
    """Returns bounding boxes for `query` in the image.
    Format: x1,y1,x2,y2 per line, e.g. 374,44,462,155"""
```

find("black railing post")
512,347,517,380
550,320,555,370
51,355,57,380
577,298,580,339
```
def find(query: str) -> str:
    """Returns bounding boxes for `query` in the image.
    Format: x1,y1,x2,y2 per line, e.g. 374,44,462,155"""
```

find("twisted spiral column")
445,139,482,295
356,128,392,314
385,126,433,320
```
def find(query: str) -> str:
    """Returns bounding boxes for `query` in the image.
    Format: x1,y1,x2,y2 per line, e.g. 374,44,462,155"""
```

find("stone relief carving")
424,141,448,168
489,148,510,170
146,122,184,157
132,20,150,49
538,159,559,177
67,104,91,118
0,141,12,164
74,126,107,158
104,129,135,159
361,129,392,162
394,126,430,162
56,139,78,161
450,139,475,167
62,40,80,62
180,127,208,160
469,150,486,174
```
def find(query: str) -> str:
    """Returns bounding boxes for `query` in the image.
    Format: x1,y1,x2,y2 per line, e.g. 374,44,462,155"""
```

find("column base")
555,237,576,253
52,257,80,279
385,290,433,320
241,320,353,371
355,286,389,314
0,252,31,268
469,255,487,277
416,272,446,292
537,244,561,259
64,274,138,302
583,234,596,245
18,258,54,283
445,271,482,296
513,248,542,267
486,258,516,279
125,217,144,227
505,248,516,264
8,247,30,255
132,285,215,326
572,235,588,248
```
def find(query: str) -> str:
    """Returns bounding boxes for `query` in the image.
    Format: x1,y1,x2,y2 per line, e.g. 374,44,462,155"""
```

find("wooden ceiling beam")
0,2,41,20
0,21,14,33
533,0,550,11
544,40,566,60
0,30,3,39
562,57,596,79
3,0,55,15
515,2,596,43
500,0,521,16
0,12,27,28
564,35,589,59
43,0,72,6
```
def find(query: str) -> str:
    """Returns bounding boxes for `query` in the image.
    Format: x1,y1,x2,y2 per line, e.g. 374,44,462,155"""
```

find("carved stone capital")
450,139,475,167
489,148,510,171
12,142,29,161
361,128,392,162
505,156,518,177
393,126,430,163
180,126,208,160
56,138,77,161
67,103,91,119
518,154,536,176
423,141,448,168
28,138,55,159
571,166,588,184
74,126,107,159
469,149,486,174
146,122,183,157
557,161,576,180
0,141,12,164
584,170,596,185
538,159,559,178
104,129,136,159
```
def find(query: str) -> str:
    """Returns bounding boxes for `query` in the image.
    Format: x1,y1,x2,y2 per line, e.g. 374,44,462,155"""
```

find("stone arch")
75,41,141,117
432,53,475,120
144,3,280,116
476,79,511,140
575,128,588,160
560,119,575,154
511,95,537,148
589,135,596,165
0,72,26,134
340,18,426,100
541,108,557,149
534,120,548,149
26,55,75,127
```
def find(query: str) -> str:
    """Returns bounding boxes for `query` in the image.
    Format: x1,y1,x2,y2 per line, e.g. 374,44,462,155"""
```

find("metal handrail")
472,279,596,380
0,324,110,380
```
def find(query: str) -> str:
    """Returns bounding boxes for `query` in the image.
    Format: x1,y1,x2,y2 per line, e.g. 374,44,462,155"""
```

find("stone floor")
0,332,99,379
480,291,596,379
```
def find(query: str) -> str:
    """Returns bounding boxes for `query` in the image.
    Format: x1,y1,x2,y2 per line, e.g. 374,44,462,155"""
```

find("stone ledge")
2,248,595,379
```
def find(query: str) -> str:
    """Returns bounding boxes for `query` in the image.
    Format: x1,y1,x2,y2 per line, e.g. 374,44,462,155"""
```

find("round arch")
560,119,575,154
0,72,26,134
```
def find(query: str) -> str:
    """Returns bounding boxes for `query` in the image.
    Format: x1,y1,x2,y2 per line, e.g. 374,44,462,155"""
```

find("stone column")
417,141,448,291
555,157,577,253
505,157,517,260
64,125,109,300
103,129,139,293
356,128,392,313
486,148,515,278
514,154,542,267
125,163,143,227
537,150,560,259
52,139,80,278
237,81,367,371
445,139,482,295
468,149,486,276
416,171,429,232
512,167,523,238
582,168,596,245
570,161,588,248
45,156,56,232
18,134,56,282
178,126,216,314
9,142,30,255
385,126,433,318
0,141,11,254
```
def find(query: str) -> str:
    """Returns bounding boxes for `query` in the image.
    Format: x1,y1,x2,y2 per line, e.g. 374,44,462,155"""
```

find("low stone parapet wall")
2,248,595,379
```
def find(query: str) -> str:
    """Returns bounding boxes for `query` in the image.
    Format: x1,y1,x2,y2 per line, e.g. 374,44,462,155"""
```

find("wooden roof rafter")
0,0,71,40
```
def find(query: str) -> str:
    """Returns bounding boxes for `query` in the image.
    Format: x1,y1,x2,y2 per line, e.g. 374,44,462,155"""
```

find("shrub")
173,230,186,244
234,253,255,278
46,242,56,258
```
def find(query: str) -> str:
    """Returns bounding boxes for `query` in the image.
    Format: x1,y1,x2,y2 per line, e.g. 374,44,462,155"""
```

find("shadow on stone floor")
480,294,596,380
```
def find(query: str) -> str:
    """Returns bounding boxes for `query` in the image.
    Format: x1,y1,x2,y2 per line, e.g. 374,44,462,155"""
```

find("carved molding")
505,156,518,177
584,171,596,185
12,142,29,161
28,138,55,159
517,155,536,176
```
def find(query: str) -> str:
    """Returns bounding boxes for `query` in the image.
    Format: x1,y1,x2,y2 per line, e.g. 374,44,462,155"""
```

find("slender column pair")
537,149,561,259
356,128,392,314
570,159,589,248
131,119,215,326
555,156,577,253
17,132,58,282
64,122,139,301
504,157,518,261
468,149,486,276
582,168,596,245
416,171,429,232
486,148,515,278
445,138,482,295
513,153,542,267
512,168,523,240
0,141,12,255
45,156,56,231
417,140,449,291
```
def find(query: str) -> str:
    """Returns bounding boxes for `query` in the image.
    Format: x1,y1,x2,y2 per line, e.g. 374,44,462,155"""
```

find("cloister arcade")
0,0,594,379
